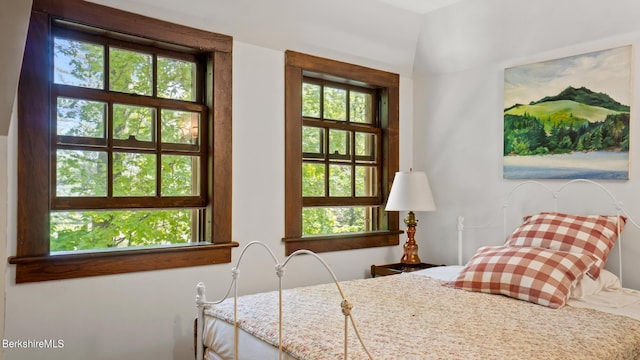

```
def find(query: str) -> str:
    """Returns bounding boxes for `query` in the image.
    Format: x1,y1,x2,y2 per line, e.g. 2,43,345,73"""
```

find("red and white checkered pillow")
504,212,625,279
452,246,593,309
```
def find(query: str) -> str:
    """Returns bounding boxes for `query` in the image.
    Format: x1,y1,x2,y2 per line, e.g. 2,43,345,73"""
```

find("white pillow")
570,269,621,300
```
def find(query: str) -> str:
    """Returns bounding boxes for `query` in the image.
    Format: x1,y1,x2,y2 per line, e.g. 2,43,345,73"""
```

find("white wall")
2,19,414,360
412,0,640,290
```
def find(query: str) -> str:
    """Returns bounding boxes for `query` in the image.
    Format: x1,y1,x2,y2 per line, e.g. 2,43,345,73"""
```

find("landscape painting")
503,46,631,179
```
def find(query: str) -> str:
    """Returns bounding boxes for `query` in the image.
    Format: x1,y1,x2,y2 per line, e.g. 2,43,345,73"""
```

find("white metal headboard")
457,179,640,283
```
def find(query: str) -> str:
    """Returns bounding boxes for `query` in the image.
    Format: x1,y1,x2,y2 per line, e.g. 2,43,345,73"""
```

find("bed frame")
457,178,639,282
195,242,375,360
196,179,639,360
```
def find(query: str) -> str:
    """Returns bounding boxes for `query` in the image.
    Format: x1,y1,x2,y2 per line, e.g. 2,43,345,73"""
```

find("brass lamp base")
400,211,421,265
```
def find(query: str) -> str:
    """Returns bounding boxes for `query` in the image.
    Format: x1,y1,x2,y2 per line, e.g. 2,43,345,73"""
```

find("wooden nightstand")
370,262,441,278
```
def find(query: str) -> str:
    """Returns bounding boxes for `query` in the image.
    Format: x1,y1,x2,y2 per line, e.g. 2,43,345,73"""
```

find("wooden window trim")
283,51,400,255
8,0,237,283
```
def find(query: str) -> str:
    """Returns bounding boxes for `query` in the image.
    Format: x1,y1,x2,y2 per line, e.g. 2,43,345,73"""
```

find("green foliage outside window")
301,81,377,235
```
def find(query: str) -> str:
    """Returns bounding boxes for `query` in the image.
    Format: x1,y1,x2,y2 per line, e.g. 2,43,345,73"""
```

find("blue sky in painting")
504,46,631,109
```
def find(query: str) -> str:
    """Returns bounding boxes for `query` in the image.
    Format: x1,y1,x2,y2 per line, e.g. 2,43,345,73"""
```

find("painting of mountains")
503,46,631,179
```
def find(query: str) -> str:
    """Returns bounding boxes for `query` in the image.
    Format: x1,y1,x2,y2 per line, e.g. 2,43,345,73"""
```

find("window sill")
8,242,239,283
282,231,401,256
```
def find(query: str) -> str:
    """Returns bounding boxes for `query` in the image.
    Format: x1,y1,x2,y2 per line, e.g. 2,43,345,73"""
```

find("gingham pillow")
452,246,593,309
504,212,625,279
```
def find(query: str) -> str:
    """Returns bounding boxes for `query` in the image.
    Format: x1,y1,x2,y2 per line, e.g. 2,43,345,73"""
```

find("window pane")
162,155,199,196
323,86,346,121
350,91,373,124
56,150,107,197
54,37,104,89
329,164,351,197
355,132,376,162
109,47,152,96
113,152,156,196
157,56,197,101
162,110,200,145
302,83,321,118
113,104,155,142
329,129,350,160
302,162,325,196
50,209,194,252
356,166,377,196
302,207,369,235
56,97,106,138
302,126,324,157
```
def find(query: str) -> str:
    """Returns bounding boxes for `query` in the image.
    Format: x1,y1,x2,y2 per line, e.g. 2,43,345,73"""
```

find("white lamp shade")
385,171,436,212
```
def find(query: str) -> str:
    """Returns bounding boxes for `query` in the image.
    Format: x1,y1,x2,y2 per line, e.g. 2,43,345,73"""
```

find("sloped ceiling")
89,0,424,74
415,0,640,75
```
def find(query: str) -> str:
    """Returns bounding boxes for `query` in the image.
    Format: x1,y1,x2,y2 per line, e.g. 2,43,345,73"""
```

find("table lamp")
385,170,436,265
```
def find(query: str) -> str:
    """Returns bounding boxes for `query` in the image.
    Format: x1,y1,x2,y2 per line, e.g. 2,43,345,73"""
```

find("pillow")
570,269,621,300
504,212,625,279
452,246,594,309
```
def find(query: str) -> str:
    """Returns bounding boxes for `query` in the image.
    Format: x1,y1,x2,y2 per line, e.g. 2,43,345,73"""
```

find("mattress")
203,270,640,360
203,316,294,360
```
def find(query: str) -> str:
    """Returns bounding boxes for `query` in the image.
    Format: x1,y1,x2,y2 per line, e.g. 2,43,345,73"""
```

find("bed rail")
457,179,640,283
195,241,374,360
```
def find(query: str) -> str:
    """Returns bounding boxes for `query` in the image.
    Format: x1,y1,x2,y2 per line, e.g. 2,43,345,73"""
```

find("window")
301,79,380,234
283,51,401,255
9,0,236,283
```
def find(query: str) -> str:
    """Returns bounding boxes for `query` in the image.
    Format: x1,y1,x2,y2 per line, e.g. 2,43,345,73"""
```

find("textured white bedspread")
205,274,640,360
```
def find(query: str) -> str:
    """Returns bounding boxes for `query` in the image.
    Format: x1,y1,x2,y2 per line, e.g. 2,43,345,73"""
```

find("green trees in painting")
504,113,629,156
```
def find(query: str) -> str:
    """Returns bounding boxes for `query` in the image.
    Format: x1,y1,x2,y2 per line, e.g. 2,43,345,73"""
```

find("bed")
195,179,640,360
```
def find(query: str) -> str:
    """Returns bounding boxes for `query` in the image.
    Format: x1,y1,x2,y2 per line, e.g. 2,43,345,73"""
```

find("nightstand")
370,262,441,278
